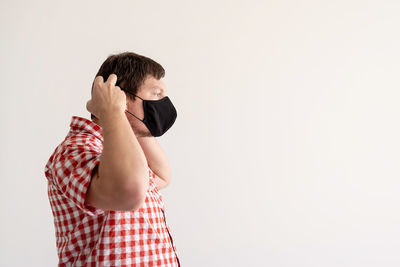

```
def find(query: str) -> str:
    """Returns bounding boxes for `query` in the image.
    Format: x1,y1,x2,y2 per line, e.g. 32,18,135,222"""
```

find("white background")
1,0,399,266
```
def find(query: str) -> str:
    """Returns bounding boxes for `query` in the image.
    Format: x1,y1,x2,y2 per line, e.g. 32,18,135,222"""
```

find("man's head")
91,52,167,137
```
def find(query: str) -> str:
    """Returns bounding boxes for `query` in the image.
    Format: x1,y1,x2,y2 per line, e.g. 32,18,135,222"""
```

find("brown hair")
90,51,165,120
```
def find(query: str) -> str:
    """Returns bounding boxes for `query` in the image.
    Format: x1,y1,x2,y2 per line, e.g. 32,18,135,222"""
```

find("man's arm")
86,111,149,211
85,74,149,211
137,136,171,190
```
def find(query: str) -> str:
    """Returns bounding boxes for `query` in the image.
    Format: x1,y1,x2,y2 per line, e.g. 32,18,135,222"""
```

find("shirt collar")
69,116,104,142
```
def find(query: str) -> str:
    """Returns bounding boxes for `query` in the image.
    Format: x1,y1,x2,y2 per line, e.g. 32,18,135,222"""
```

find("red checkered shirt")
44,116,181,267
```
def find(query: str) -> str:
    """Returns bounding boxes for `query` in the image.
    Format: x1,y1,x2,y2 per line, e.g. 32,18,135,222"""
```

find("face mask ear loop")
125,109,144,122
120,87,144,101
133,94,144,101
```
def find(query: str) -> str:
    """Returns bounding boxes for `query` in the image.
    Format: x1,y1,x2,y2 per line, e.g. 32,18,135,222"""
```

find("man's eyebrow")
153,86,165,92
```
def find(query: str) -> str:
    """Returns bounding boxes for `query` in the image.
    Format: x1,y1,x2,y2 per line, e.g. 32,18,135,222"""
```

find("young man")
44,52,180,266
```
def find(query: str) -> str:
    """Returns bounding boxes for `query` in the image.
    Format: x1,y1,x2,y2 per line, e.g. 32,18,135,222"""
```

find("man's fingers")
106,73,118,87
94,75,104,85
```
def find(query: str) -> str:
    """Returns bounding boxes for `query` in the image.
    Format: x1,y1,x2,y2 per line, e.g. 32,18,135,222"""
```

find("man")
44,52,181,266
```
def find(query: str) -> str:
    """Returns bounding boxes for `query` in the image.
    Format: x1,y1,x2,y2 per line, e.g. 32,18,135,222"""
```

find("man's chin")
134,130,153,138
130,125,151,138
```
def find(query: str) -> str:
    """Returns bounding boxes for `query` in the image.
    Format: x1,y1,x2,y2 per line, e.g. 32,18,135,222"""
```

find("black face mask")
120,87,177,137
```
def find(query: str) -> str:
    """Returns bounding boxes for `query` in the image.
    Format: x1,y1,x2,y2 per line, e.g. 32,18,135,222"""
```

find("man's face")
125,75,167,137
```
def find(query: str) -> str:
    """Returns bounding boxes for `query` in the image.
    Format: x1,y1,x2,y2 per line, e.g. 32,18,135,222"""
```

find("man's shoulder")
70,115,104,142
63,115,103,150
64,131,103,150
44,116,103,178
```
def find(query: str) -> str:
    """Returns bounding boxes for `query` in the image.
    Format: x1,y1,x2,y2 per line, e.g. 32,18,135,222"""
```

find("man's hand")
86,74,126,127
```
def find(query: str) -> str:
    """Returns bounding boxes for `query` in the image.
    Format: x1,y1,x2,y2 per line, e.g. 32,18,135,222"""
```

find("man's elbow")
156,176,171,191
118,179,148,211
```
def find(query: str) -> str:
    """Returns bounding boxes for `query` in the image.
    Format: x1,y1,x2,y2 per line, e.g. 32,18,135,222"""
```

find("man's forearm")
137,136,171,185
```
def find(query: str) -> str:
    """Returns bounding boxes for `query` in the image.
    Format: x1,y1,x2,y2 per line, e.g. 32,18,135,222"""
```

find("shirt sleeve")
50,133,105,216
